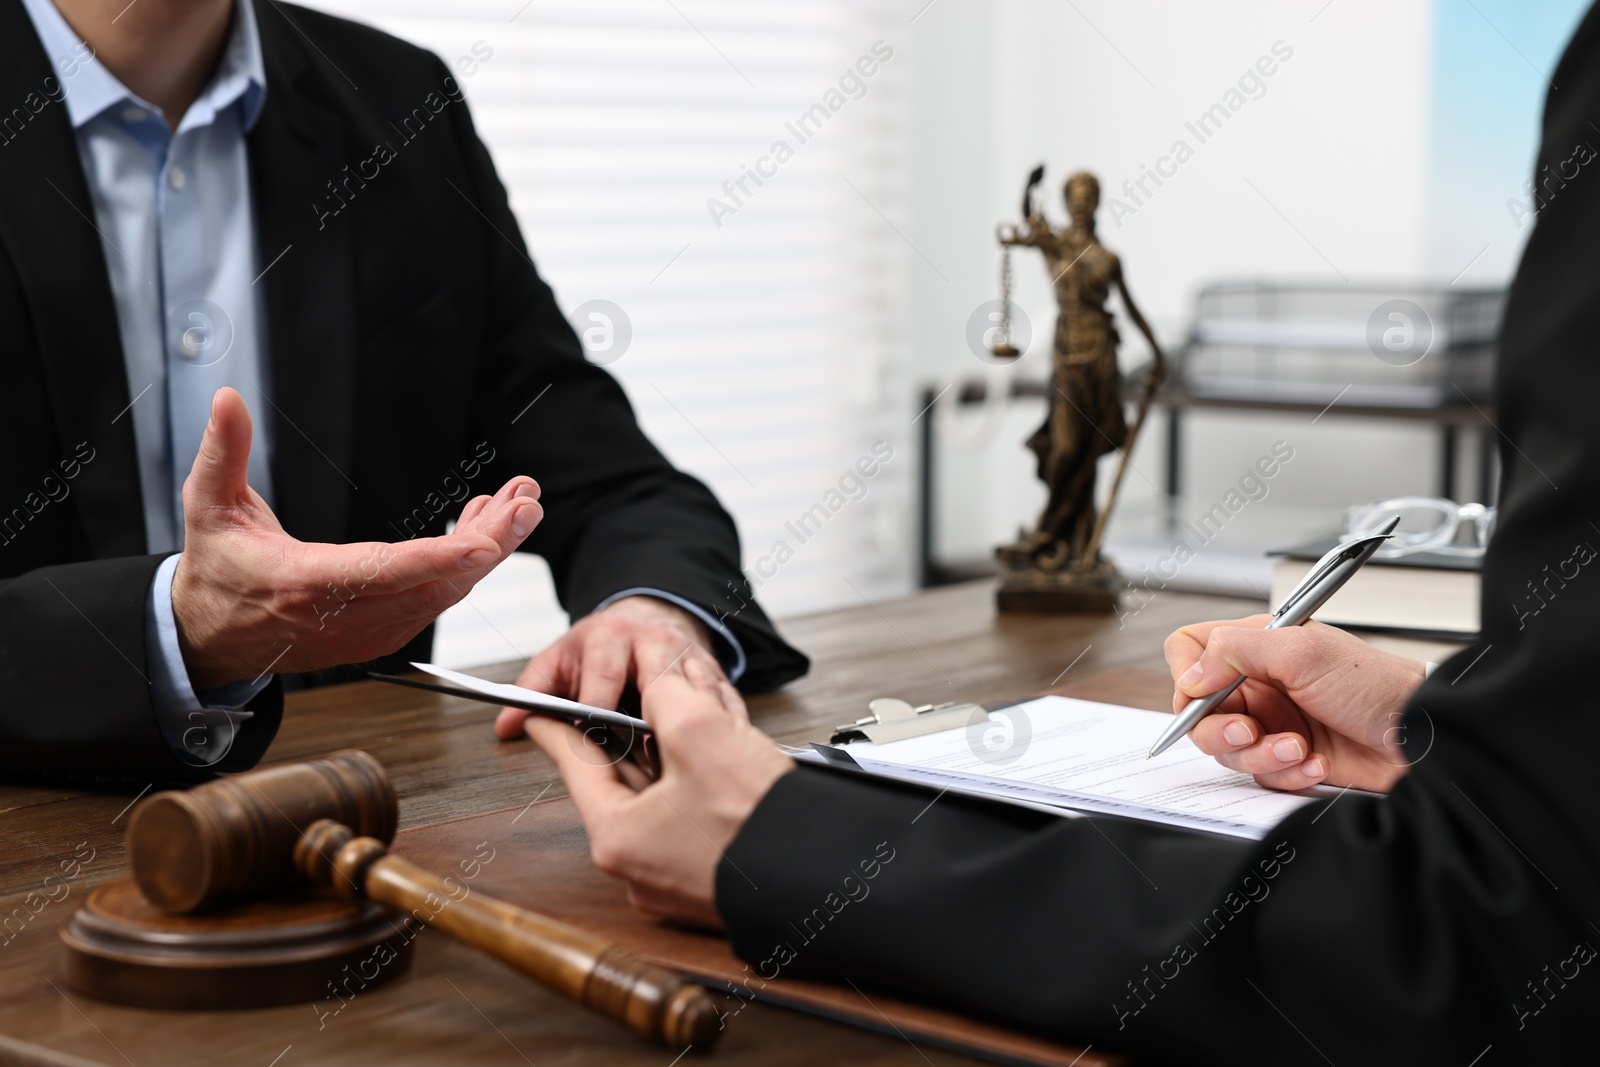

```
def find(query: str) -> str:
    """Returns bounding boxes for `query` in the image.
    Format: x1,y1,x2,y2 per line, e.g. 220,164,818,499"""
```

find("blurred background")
292,0,1588,667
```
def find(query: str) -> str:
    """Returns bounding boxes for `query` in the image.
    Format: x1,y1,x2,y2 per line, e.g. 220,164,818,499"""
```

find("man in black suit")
533,6,1600,1062
0,0,805,784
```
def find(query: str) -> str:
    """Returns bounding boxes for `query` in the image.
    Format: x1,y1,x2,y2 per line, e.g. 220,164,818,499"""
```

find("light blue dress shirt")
22,0,742,766
24,0,274,765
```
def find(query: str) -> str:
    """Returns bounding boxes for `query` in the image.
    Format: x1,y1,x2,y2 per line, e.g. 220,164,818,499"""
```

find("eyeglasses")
1341,496,1496,559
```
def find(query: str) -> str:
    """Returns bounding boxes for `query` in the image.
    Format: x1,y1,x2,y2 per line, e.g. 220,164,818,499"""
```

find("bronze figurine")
992,168,1167,612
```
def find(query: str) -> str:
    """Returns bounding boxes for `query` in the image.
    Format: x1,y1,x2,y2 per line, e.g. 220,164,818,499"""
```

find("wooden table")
0,581,1256,1067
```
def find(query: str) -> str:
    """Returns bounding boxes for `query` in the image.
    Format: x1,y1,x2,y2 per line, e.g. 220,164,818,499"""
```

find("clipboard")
828,696,992,745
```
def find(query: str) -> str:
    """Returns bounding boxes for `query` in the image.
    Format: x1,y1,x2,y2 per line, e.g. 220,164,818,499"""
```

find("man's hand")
1164,616,1429,794
524,651,792,926
494,595,725,737
172,388,543,690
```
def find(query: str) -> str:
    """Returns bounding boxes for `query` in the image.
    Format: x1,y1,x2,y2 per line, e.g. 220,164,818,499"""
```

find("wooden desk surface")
0,581,1255,1067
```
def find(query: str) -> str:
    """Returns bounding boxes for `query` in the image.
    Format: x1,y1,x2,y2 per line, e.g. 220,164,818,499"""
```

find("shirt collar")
20,0,267,133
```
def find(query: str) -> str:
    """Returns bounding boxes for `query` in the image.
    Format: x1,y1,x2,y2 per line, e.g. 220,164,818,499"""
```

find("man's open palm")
171,388,543,690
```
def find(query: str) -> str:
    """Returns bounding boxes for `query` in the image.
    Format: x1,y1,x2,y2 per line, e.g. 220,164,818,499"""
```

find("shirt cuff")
1424,661,1439,678
145,553,267,766
592,586,748,685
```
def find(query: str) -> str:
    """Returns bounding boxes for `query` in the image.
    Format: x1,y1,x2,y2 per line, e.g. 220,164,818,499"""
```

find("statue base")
994,545,1119,615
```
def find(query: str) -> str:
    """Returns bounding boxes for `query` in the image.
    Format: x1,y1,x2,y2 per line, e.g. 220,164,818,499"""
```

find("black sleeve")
717,8,1600,1061
0,555,282,785
432,59,806,691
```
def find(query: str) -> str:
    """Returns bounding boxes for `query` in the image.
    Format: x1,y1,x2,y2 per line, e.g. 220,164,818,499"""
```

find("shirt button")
122,106,145,123
168,165,187,191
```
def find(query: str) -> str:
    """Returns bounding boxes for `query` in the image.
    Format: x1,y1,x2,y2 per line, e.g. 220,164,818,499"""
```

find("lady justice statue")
992,168,1167,612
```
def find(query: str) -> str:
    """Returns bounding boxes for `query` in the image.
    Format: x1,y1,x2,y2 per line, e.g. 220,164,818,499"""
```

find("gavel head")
128,750,397,913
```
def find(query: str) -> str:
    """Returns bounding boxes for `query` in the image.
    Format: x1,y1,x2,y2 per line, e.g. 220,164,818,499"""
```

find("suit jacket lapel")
0,1,147,558
249,1,358,546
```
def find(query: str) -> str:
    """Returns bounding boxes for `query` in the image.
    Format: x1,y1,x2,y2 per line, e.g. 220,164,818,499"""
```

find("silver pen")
1147,514,1401,759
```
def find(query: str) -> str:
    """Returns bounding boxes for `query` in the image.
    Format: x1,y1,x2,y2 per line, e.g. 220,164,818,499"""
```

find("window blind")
290,0,913,667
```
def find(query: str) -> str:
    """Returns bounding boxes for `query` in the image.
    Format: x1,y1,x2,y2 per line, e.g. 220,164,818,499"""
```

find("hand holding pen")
1151,517,1432,793
1161,615,1428,793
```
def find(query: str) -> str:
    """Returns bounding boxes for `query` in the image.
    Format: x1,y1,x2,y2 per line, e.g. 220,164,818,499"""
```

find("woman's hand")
523,649,792,927
1164,616,1429,793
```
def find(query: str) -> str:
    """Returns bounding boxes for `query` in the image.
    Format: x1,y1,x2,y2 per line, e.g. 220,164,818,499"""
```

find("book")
1269,535,1480,639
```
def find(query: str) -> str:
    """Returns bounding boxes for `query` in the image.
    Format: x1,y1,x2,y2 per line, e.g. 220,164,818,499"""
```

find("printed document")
823,695,1351,839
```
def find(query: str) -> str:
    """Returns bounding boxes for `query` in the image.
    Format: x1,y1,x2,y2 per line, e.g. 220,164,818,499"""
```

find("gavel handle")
297,820,719,1049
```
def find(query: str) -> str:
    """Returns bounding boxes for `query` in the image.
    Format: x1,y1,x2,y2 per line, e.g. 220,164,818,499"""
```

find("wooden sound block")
62,879,413,1010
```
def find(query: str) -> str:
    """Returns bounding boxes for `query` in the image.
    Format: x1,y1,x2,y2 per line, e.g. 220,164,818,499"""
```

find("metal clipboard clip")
829,697,989,746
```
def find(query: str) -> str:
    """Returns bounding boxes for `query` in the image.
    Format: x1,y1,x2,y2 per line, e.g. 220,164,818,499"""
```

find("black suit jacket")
718,7,1600,1063
0,0,805,785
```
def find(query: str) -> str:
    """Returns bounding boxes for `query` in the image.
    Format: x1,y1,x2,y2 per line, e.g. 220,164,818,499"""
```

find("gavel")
126,750,719,1049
